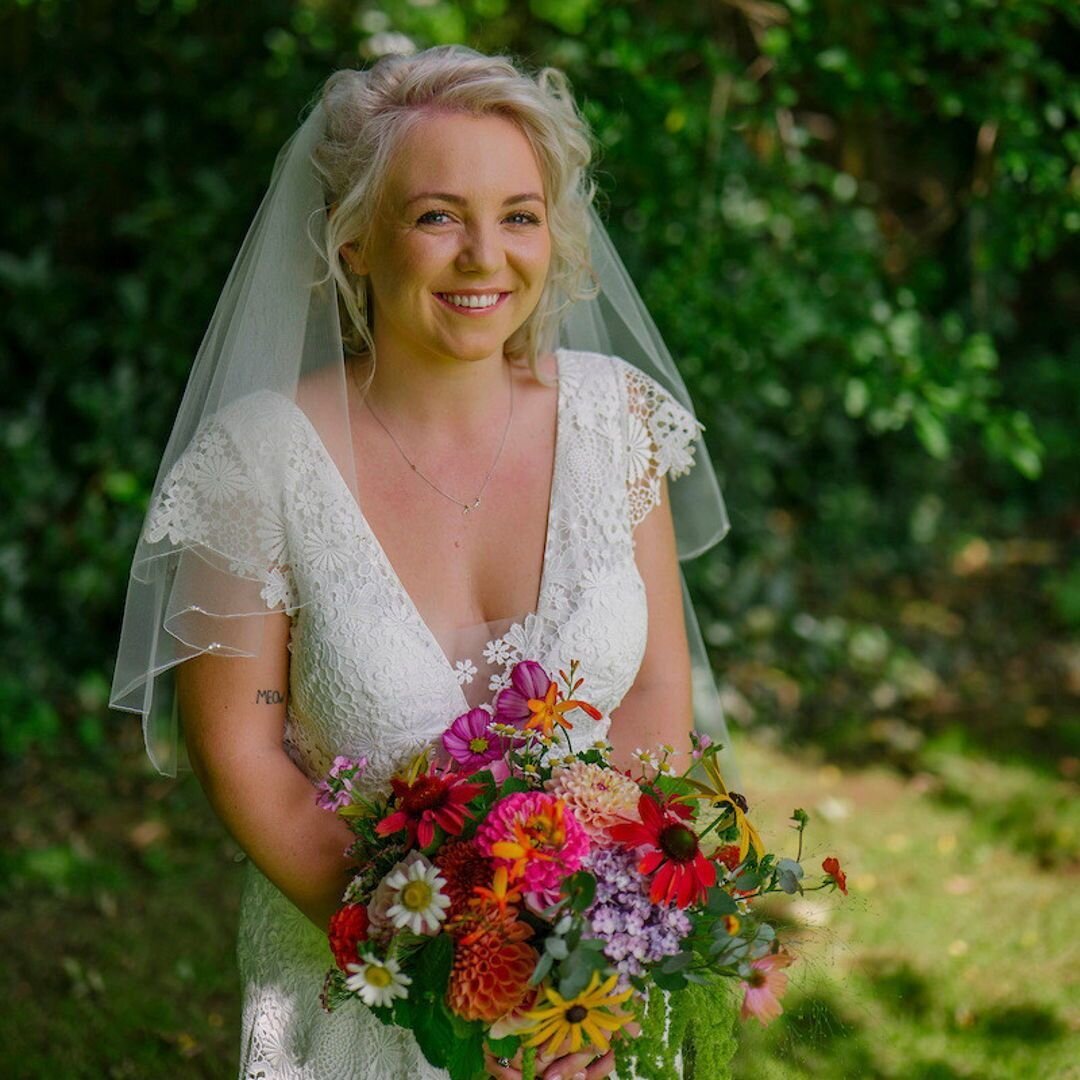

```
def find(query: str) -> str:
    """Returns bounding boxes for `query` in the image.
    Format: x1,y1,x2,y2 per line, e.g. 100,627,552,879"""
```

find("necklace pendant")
463,495,481,516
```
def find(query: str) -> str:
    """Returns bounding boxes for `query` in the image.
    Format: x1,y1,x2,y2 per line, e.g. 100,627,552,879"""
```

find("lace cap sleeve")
142,392,298,613
618,360,707,531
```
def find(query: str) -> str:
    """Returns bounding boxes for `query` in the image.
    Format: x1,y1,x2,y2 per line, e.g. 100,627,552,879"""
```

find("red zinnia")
822,856,848,895
609,793,716,909
327,903,369,972
375,765,482,849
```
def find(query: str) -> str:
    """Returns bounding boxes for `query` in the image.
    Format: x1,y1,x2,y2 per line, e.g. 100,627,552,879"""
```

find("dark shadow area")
856,955,934,1019
976,1003,1067,1044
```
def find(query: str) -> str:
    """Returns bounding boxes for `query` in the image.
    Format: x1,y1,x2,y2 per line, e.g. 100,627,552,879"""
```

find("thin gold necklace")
352,358,515,516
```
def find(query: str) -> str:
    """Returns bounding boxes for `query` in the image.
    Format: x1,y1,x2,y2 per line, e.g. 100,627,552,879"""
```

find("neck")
349,337,514,440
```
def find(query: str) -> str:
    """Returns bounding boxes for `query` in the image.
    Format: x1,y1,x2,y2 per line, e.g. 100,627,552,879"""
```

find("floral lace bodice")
143,347,704,1079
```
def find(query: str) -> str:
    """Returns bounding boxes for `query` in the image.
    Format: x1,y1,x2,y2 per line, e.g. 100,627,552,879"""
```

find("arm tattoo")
255,689,286,705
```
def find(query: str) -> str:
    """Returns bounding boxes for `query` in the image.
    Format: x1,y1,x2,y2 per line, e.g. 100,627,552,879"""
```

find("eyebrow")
405,192,547,208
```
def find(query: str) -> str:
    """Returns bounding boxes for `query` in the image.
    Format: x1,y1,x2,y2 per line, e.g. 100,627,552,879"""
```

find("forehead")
387,110,545,202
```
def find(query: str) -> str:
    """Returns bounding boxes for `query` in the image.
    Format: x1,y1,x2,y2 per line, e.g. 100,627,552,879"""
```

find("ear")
340,241,368,276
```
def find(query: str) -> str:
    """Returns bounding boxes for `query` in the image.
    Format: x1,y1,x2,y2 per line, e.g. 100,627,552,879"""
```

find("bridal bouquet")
316,658,849,1079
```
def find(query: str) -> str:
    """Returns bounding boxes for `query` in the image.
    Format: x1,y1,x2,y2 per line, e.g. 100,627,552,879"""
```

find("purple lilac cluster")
583,846,691,981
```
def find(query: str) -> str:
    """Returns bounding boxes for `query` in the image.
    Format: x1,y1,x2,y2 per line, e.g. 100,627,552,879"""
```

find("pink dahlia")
544,761,642,842
474,791,590,907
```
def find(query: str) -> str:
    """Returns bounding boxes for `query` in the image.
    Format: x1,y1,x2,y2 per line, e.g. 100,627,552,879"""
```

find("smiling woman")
109,42,736,1080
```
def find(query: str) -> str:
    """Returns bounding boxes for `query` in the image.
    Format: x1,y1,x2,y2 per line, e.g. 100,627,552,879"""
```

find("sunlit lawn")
729,734,1079,1079
2,720,1077,1078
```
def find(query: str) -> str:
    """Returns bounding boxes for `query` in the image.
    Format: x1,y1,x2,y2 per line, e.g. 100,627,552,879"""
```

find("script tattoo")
255,689,285,705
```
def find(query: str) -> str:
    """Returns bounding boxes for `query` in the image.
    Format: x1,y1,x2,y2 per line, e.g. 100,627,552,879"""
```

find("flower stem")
521,1046,537,1080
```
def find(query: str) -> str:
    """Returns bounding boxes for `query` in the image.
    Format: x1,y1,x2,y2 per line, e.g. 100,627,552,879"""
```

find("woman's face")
343,110,552,365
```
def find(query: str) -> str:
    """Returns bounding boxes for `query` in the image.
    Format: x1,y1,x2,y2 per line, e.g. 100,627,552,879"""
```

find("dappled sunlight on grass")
729,735,1079,1079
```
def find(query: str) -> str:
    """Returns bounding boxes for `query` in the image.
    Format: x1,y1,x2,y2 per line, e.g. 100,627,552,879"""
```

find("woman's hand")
483,1021,639,1080
482,1044,610,1080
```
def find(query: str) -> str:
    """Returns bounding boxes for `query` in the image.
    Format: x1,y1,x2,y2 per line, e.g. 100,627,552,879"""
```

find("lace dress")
144,348,728,1079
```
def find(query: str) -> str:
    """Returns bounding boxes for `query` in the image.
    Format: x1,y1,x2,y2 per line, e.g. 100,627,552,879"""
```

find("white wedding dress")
144,347,705,1079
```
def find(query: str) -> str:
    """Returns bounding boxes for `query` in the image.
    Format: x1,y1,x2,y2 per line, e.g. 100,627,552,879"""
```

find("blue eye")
416,210,452,225
415,210,543,226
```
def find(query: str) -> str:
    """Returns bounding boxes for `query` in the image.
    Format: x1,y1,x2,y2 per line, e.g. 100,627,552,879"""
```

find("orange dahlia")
447,916,537,1023
434,839,492,919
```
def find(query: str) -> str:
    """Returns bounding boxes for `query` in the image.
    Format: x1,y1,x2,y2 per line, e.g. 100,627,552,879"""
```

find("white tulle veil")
107,58,740,792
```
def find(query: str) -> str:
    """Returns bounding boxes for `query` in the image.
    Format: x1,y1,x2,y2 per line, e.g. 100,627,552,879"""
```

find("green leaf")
500,777,532,796
653,967,690,991
545,936,569,960
564,870,597,913
485,1034,521,1058
776,857,805,895
733,870,760,892
445,1025,486,1079
530,951,554,986
704,887,738,916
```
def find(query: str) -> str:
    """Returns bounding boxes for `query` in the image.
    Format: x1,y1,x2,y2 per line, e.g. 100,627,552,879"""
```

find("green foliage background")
1,1,1078,1075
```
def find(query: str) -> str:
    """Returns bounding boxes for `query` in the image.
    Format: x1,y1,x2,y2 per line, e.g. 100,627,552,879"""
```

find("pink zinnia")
740,951,795,1026
442,708,512,775
474,791,589,906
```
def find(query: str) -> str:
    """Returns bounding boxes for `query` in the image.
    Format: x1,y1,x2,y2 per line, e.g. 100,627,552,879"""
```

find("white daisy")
344,953,412,1009
382,854,451,936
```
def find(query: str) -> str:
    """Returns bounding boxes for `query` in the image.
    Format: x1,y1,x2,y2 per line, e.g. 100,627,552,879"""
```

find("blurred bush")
1,0,1076,769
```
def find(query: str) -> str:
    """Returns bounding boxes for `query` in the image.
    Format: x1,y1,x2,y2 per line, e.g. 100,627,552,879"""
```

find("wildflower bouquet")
317,658,849,1079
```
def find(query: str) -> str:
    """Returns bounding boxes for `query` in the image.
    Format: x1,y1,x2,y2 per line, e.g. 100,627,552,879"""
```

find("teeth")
441,293,501,308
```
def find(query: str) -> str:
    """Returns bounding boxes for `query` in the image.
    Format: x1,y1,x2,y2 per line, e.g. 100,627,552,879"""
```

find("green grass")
2,721,1077,1077
727,736,1080,1079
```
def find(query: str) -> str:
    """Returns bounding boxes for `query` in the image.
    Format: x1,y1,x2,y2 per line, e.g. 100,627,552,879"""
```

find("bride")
110,44,737,1080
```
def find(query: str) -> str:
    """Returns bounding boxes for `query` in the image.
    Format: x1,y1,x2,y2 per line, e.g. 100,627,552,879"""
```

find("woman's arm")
607,474,694,773
175,611,356,935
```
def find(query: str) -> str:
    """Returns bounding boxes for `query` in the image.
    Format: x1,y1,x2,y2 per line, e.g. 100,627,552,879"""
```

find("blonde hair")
310,44,599,388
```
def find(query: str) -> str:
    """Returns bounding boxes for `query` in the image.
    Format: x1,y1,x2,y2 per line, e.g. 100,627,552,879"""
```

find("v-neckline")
287,348,568,705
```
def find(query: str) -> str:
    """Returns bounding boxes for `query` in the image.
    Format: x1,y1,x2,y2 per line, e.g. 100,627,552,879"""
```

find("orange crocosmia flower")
524,679,602,738
470,865,523,918
490,801,569,881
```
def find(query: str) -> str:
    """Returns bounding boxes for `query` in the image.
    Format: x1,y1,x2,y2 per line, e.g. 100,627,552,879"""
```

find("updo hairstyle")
310,44,599,387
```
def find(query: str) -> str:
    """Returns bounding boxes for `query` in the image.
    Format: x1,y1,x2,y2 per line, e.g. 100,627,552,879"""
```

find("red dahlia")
435,839,493,919
327,903,369,972
609,793,717,909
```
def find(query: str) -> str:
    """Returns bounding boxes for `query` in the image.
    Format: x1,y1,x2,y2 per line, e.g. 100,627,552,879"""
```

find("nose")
455,218,505,276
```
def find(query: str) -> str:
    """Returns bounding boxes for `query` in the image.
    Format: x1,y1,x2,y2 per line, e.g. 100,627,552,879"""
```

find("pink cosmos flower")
474,791,590,908
740,950,795,1026
493,659,602,739
442,708,512,777
492,660,553,729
